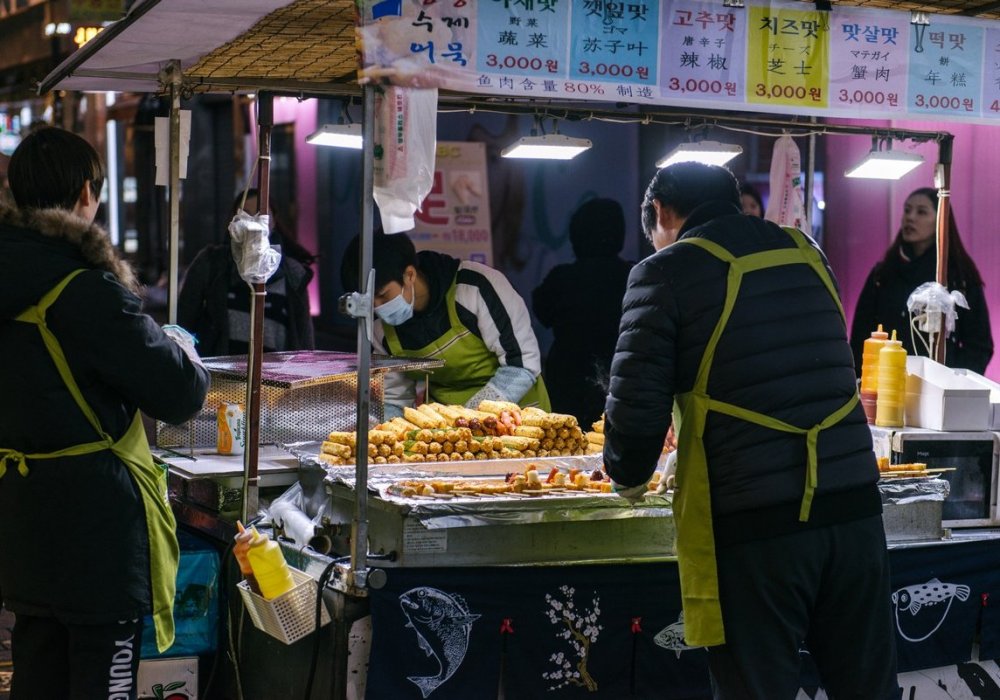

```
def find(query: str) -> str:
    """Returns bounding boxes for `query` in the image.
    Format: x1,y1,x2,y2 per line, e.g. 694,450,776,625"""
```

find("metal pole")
805,118,816,232
350,85,376,588
933,135,954,365
241,91,272,523
167,60,181,324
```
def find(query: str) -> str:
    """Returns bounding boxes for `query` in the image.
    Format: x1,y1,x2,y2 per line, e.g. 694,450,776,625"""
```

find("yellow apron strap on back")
15,270,111,442
782,226,847,321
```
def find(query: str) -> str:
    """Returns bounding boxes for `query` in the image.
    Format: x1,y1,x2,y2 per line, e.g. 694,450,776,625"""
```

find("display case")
156,350,442,452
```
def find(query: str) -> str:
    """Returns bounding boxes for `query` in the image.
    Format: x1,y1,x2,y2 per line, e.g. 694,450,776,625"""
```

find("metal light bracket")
338,268,376,343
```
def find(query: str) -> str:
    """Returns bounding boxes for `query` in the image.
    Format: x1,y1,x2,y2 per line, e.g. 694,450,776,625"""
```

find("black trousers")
706,515,901,700
11,614,143,700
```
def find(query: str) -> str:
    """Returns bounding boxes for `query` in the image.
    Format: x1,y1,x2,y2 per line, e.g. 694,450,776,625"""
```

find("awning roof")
40,0,359,96
41,0,1000,97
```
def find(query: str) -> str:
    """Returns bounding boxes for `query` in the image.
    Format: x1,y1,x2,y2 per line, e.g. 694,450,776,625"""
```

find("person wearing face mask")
849,187,993,374
341,231,549,418
0,127,209,699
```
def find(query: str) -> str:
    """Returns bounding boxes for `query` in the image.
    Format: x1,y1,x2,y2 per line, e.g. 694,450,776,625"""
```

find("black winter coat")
604,202,880,544
177,244,315,357
849,245,993,374
533,255,633,427
0,204,209,624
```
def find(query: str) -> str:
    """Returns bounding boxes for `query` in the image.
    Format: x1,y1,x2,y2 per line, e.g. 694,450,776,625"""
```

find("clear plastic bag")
228,210,281,284
373,86,438,233
907,281,969,336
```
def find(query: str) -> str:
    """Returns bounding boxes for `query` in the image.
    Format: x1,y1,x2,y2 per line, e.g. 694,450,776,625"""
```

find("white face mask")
374,280,414,326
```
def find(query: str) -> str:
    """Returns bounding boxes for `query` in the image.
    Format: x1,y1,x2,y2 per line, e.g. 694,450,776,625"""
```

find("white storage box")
138,656,198,700
953,368,1000,430
904,356,992,431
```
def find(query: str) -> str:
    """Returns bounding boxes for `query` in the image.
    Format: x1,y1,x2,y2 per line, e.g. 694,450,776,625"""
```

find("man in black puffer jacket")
604,162,898,698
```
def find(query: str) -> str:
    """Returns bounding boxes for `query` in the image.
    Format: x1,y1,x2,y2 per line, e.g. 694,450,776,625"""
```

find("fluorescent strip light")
306,123,363,149
501,134,592,160
656,141,743,168
844,150,923,180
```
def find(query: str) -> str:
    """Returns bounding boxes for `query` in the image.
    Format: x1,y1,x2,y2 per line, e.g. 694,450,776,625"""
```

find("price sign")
747,6,830,108
477,0,568,79
569,1,658,85
981,28,1000,119
660,0,745,102
907,22,984,117
828,8,907,115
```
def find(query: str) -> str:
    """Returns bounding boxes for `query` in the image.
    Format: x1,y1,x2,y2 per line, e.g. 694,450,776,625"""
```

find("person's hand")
613,481,648,505
162,324,204,368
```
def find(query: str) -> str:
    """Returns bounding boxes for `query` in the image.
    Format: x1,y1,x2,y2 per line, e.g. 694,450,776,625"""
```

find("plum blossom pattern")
541,585,603,692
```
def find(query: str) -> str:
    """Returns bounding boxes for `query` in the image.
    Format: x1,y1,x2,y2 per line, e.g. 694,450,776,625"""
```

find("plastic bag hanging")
373,85,438,233
765,134,811,236
228,210,282,284
907,281,969,338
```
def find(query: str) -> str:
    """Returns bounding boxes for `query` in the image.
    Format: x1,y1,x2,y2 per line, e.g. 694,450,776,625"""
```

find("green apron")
671,228,859,647
0,270,179,652
382,274,550,410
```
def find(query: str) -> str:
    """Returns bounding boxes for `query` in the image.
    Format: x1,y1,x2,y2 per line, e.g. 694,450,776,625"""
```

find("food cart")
40,0,1000,697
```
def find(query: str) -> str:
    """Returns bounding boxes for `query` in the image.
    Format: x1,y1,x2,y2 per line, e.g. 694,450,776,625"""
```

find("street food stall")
39,0,1000,697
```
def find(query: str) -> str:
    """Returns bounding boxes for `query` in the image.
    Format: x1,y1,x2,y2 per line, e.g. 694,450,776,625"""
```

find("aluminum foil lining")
878,476,950,505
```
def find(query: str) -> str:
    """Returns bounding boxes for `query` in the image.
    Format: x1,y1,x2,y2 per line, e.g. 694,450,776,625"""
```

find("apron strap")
14,270,112,443
677,230,860,521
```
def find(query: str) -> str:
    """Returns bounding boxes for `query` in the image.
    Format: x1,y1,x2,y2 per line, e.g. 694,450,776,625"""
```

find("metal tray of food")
315,455,675,567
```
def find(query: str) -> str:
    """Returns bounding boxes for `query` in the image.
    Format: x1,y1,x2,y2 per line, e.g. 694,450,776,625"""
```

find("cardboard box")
904,356,991,431
953,368,1000,430
137,657,197,700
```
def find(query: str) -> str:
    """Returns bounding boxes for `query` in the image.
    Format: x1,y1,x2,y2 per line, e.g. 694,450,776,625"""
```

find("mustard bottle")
860,324,889,424
246,529,296,600
875,330,907,428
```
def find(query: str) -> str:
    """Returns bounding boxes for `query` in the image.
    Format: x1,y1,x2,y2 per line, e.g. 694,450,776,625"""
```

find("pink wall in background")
824,118,1000,380
251,97,320,316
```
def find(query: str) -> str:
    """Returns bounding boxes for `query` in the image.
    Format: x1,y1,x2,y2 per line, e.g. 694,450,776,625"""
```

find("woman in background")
850,187,992,374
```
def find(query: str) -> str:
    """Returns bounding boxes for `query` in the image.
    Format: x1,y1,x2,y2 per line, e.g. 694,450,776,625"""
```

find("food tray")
238,567,331,645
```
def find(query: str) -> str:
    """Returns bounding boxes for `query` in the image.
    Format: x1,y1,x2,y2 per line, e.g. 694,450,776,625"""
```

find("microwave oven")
887,428,1000,528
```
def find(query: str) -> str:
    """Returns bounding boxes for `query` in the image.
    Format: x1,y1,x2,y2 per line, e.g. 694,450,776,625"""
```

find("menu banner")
358,0,1000,125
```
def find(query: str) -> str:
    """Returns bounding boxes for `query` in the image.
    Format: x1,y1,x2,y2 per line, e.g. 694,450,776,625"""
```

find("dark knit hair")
641,162,740,240
341,230,417,292
570,197,625,259
8,127,105,210
875,187,984,290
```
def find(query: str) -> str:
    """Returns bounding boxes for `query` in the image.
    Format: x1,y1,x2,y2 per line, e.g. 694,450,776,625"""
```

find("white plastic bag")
228,210,282,284
373,86,438,233
765,134,811,236
907,281,969,336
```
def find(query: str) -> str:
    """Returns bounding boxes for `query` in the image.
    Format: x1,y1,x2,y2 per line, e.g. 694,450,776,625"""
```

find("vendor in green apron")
342,231,548,417
0,128,210,699
603,162,898,698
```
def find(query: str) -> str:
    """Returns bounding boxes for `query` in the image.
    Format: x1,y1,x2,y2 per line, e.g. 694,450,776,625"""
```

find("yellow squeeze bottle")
875,330,907,428
246,529,296,600
860,324,889,424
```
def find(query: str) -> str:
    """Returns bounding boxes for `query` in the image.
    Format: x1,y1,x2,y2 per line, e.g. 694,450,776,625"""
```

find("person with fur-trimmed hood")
0,127,209,699
604,162,899,698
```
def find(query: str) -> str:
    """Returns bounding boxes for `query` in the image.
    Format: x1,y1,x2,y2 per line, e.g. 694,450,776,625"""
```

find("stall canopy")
40,0,359,96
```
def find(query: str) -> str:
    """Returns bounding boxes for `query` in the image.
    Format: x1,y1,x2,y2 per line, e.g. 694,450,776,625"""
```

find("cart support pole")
166,60,181,324
934,135,953,365
350,85,377,588
241,92,272,523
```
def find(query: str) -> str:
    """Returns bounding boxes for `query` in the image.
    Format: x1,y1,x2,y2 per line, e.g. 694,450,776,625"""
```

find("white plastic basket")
238,567,331,645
